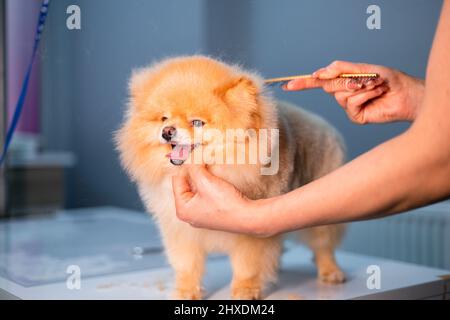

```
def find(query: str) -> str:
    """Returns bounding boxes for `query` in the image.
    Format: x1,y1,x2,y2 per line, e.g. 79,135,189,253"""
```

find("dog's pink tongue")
169,144,190,161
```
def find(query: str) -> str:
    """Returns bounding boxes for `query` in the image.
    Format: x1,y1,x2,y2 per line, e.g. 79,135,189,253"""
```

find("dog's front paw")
231,281,262,300
173,287,203,300
318,267,346,284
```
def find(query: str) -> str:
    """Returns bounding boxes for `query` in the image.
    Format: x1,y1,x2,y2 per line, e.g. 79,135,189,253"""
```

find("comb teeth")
264,73,379,85
339,73,379,78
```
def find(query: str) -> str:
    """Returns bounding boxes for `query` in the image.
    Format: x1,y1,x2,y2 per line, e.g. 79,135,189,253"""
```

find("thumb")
314,61,374,80
172,173,195,207
187,165,216,187
189,164,230,192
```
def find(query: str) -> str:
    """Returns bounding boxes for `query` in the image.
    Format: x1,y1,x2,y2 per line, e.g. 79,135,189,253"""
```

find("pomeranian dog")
116,56,346,300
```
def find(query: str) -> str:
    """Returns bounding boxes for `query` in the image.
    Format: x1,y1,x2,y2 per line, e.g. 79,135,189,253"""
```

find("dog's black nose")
162,126,176,141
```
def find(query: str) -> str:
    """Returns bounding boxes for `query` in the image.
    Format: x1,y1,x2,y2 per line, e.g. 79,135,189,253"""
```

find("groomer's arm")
173,2,450,236
257,1,450,235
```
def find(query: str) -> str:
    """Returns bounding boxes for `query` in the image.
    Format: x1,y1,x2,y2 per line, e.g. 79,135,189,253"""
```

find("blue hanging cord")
0,0,50,165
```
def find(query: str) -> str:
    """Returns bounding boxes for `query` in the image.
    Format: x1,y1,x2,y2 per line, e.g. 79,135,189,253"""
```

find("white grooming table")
0,207,448,300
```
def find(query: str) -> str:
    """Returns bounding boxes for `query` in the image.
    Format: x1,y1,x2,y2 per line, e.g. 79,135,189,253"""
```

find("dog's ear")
215,76,259,112
128,68,153,105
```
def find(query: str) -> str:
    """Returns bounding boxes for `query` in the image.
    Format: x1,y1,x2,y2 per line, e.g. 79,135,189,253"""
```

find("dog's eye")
191,119,205,127
161,116,168,122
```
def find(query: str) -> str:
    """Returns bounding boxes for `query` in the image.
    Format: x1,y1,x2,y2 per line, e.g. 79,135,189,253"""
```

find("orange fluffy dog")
116,56,346,299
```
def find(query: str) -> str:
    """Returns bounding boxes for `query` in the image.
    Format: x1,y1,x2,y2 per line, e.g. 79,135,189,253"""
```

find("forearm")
256,127,450,234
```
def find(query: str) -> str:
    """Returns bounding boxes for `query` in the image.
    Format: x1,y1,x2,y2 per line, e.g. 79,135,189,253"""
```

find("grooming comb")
264,73,379,87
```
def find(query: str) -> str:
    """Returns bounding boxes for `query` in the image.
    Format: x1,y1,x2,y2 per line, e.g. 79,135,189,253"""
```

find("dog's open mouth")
166,143,198,166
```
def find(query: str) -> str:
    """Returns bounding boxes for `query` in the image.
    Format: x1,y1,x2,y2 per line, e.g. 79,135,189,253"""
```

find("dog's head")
115,56,276,185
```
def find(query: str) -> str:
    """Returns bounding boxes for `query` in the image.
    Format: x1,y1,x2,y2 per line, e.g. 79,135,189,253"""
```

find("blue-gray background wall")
40,0,443,210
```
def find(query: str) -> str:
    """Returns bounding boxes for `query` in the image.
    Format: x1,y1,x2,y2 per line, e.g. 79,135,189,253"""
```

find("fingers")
359,77,384,90
323,78,362,92
335,85,389,123
346,85,388,113
334,83,387,107
313,60,375,80
284,67,384,93
334,91,352,108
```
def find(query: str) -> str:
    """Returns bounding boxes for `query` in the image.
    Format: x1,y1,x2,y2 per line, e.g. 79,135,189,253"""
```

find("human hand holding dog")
283,61,424,124
173,165,270,236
